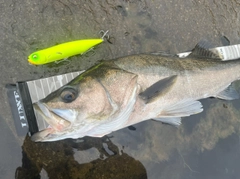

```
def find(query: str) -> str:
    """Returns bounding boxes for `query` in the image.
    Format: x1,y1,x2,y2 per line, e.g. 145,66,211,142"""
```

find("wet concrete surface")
1,0,240,178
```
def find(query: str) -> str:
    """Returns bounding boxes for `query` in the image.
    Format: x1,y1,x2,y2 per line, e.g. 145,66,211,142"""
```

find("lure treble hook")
99,30,110,41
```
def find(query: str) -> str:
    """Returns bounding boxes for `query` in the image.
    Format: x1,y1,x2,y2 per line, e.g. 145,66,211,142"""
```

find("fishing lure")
28,39,103,65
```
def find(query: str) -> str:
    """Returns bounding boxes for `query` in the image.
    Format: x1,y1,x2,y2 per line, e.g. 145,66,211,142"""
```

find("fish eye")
60,87,78,103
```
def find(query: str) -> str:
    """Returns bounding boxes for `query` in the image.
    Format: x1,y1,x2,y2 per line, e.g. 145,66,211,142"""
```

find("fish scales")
31,53,240,142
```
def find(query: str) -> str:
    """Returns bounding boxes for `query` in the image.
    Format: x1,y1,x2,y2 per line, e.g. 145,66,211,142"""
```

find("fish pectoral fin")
215,84,239,100
191,40,221,59
153,117,181,127
139,75,178,104
158,99,203,119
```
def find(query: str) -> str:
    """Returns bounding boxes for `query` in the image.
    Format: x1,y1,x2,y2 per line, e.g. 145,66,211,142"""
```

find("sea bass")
31,43,240,142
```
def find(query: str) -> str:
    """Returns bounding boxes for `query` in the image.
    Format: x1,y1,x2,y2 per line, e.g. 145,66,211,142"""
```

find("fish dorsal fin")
151,51,174,57
220,36,230,46
191,40,221,59
139,75,177,104
215,84,239,100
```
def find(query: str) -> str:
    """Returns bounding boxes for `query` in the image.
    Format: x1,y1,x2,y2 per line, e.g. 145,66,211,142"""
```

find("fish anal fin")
215,84,239,100
139,75,177,104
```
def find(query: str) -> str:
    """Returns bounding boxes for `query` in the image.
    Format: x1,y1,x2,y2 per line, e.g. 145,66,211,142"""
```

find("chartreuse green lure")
28,39,103,65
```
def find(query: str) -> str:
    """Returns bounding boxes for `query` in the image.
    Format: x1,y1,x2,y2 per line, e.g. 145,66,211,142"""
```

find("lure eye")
60,88,78,103
31,54,39,61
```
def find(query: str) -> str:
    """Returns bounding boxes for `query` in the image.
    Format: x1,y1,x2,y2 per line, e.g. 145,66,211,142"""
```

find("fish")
31,41,240,142
28,39,103,65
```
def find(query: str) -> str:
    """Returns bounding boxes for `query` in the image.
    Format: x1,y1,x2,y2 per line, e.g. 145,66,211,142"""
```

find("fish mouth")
31,102,77,142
